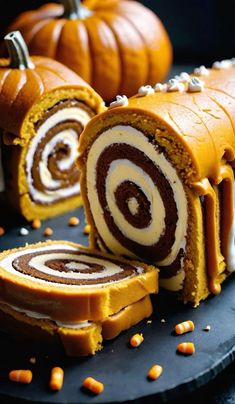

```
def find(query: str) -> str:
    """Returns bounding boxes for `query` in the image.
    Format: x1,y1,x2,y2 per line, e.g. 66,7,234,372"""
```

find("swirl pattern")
1,244,141,288
85,125,188,289
26,100,94,204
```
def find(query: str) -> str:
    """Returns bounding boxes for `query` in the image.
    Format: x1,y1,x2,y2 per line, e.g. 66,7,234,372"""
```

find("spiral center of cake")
2,246,139,287
86,125,188,270
26,99,95,204
127,197,139,216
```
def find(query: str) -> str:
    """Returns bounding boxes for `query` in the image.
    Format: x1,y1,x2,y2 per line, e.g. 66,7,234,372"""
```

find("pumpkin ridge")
28,20,65,59
83,16,121,100
115,1,172,84
25,20,55,50
3,71,27,108
25,69,45,98
54,20,68,61
97,13,124,97
100,13,148,96
33,65,66,88
0,69,11,93
81,20,94,87
114,7,150,88
38,62,69,83
83,16,106,91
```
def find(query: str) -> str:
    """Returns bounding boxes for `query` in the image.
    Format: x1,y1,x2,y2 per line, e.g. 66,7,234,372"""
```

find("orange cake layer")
0,295,152,357
0,240,157,322
78,60,235,306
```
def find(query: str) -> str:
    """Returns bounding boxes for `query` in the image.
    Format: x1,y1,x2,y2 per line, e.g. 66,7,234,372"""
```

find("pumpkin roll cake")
78,60,235,306
0,31,104,221
0,240,157,356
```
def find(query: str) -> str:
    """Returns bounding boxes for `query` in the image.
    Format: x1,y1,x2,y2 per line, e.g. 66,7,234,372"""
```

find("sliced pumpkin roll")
0,296,152,357
0,31,104,221
78,60,235,306
0,240,157,356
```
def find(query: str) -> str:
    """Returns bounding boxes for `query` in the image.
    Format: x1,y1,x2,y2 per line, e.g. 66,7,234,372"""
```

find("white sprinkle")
204,325,211,331
160,318,166,323
194,65,209,76
212,60,232,70
167,79,185,92
138,85,154,97
19,227,29,236
154,83,166,92
109,95,128,109
174,72,190,83
188,77,204,93
147,320,152,325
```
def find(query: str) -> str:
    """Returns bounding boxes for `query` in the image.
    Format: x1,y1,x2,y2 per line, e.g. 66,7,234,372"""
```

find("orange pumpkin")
8,0,172,102
0,31,104,220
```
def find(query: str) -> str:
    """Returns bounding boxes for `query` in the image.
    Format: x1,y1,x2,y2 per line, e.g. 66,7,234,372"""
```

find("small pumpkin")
8,0,172,102
0,31,104,221
0,30,102,137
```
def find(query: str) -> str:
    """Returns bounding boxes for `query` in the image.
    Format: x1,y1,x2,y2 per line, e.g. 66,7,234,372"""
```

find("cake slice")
0,296,152,357
0,240,157,356
0,31,105,220
78,60,235,306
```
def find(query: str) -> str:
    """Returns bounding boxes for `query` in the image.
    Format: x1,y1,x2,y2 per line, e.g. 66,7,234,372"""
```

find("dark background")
0,0,235,65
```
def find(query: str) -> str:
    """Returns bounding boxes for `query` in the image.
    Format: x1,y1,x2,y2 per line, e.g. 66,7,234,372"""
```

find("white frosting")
0,244,135,288
226,183,235,272
127,197,139,215
138,85,154,96
167,79,185,92
231,58,235,66
26,107,91,203
159,269,185,292
194,65,209,76
19,228,29,236
212,60,233,70
7,302,92,329
86,125,188,267
0,139,5,192
174,72,191,83
109,95,128,109
188,77,204,93
154,83,166,92
29,253,124,280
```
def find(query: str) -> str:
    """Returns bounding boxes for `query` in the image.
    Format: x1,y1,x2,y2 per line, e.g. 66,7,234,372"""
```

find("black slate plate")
0,207,235,403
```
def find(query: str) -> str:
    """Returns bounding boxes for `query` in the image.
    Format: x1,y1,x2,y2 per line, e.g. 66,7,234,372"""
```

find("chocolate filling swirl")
12,249,138,286
27,99,95,205
96,143,178,262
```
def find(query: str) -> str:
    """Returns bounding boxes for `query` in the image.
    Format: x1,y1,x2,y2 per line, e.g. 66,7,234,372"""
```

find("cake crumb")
147,320,152,325
31,219,41,229
68,216,80,226
44,227,53,237
160,318,166,323
19,227,29,236
204,325,211,331
83,224,91,235
0,226,5,236
130,333,144,347
29,357,36,364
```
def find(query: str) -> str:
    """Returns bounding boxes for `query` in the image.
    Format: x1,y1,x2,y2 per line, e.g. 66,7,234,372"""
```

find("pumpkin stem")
4,31,34,70
61,0,92,20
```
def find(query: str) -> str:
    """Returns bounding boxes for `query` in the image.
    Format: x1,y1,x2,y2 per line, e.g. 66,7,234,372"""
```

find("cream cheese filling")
0,244,137,288
26,107,91,203
86,125,188,267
